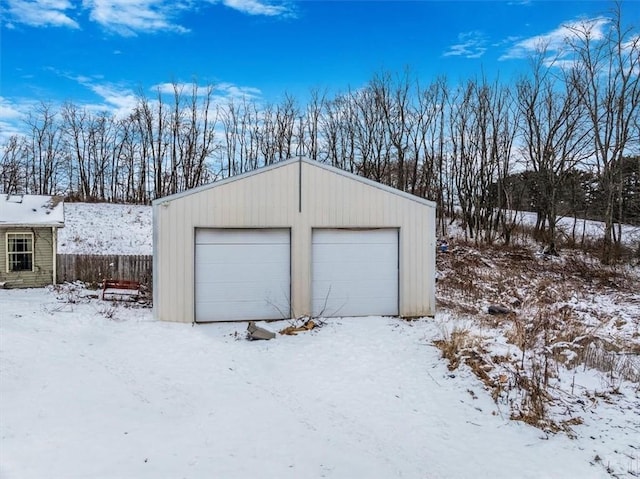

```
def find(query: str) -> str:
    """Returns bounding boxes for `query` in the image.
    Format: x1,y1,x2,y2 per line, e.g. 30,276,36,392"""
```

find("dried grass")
433,326,483,370
436,239,640,435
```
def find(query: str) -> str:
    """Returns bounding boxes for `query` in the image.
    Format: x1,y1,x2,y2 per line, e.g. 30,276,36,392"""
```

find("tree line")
1,6,638,262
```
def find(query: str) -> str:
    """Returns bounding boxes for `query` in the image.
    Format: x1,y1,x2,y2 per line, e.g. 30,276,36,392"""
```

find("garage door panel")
312,277,398,292
312,280,398,307
312,262,397,281
196,228,289,245
195,228,290,322
311,302,397,317
312,229,398,317
313,230,397,245
197,245,288,265
311,293,398,317
313,243,396,263
196,280,289,300
196,300,285,322
196,259,290,280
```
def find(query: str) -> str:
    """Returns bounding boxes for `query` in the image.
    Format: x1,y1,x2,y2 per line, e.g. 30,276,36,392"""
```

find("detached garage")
153,157,436,323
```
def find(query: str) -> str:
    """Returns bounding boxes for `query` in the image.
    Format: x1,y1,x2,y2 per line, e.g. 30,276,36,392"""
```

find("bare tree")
373,71,411,190
274,94,298,162
517,52,591,247
567,4,640,262
0,135,28,193
409,77,449,229
304,88,326,162
489,84,520,244
320,95,354,171
182,83,218,189
25,103,64,195
350,86,389,182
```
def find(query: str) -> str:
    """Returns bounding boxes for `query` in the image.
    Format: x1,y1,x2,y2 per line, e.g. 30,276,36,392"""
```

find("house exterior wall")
153,159,436,323
0,226,55,288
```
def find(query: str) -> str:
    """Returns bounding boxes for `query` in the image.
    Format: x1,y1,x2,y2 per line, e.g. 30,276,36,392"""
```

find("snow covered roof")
0,194,65,227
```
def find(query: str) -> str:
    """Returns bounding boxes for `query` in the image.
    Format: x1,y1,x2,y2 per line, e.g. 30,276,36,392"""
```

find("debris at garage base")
247,321,276,340
279,317,319,335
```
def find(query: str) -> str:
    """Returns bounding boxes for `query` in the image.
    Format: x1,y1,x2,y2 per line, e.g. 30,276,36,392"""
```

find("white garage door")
195,229,290,322
312,228,399,317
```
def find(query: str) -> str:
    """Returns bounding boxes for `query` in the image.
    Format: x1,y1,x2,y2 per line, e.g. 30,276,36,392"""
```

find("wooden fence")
57,254,153,287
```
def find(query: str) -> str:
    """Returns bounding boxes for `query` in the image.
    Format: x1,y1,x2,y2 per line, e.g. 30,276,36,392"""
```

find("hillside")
58,203,152,255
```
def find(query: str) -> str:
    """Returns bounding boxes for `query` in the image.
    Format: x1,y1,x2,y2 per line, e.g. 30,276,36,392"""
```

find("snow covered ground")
511,210,640,247
2,202,638,478
1,286,630,479
58,203,152,255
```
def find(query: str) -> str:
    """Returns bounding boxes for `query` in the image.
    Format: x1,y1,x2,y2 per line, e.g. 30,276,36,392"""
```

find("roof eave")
0,223,65,228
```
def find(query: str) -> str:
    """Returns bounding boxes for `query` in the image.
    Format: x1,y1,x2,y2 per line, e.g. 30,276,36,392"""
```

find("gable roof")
0,194,65,227
153,156,436,208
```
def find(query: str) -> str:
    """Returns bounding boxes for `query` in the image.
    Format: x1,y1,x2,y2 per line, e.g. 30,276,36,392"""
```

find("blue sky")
1,0,638,138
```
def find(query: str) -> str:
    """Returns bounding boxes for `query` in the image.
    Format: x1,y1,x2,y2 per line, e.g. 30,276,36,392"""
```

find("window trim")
6,231,35,273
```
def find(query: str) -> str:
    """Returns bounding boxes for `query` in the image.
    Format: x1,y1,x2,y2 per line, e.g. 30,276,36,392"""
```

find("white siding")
153,158,436,322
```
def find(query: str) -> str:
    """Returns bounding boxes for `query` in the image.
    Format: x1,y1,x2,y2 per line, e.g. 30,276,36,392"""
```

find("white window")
6,232,34,272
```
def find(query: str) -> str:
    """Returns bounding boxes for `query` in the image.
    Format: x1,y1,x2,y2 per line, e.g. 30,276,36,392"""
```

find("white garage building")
152,157,436,323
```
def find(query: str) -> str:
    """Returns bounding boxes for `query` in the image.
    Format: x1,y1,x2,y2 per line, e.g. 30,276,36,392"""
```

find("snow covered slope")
58,203,152,255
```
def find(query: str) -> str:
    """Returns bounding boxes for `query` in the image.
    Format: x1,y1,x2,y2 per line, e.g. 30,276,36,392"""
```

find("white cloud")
83,0,291,37
150,81,262,101
443,31,487,59
80,77,263,118
0,97,25,122
500,16,610,61
82,0,189,36
216,82,262,99
212,0,291,16
5,0,290,34
622,34,640,54
0,73,265,141
64,76,139,118
492,35,521,48
87,84,139,117
152,82,191,95
5,0,79,28
0,96,37,145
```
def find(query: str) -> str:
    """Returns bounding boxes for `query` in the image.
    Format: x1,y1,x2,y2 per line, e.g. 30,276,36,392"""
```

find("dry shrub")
581,341,640,384
434,326,502,398
562,233,638,262
438,277,484,304
464,349,496,389
436,237,640,439
506,307,554,367
508,223,540,244
436,297,479,316
433,326,483,370
510,362,551,430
